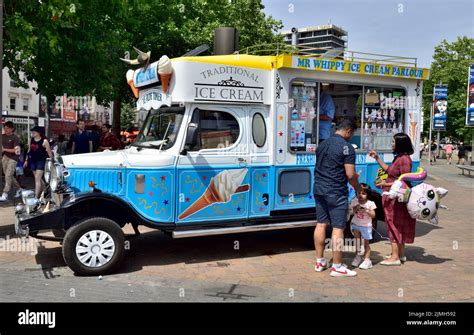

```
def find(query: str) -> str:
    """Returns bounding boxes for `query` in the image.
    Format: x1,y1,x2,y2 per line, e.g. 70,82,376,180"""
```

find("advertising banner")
466,65,474,126
432,85,448,130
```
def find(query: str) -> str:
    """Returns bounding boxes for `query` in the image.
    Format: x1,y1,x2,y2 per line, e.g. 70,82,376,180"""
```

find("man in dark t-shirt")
71,120,92,154
313,119,363,278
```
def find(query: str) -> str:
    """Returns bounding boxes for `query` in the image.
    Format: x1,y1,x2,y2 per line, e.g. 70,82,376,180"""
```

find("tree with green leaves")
120,103,135,131
422,36,474,142
3,0,282,137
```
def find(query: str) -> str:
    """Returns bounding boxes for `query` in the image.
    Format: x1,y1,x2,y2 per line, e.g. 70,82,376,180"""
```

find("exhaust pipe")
214,27,240,55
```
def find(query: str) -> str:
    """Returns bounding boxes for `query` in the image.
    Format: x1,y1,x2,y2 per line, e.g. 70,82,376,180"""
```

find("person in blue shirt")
313,119,363,278
318,84,335,143
71,120,93,154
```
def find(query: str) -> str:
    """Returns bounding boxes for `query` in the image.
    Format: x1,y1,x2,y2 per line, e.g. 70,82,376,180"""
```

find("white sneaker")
15,189,22,198
330,264,357,277
315,259,330,272
351,254,363,267
384,254,407,262
359,259,373,270
0,193,8,202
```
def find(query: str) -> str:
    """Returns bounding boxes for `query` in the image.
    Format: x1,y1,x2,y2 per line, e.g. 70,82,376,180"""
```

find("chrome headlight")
25,197,40,215
50,164,62,192
20,190,39,214
50,163,68,192
44,159,53,183
21,190,35,205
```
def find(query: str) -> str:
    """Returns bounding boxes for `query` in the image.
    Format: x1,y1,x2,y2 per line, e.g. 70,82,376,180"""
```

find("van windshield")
133,107,185,150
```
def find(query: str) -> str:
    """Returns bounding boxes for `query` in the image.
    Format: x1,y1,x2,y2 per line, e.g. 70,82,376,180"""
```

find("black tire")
62,217,125,276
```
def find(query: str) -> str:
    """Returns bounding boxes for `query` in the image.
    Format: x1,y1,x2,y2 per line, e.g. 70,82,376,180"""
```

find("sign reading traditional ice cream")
193,66,266,104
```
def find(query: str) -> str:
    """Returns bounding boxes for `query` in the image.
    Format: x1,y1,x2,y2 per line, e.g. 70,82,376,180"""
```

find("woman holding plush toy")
369,133,415,266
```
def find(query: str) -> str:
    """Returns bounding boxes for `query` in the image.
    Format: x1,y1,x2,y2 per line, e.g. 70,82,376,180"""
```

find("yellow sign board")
280,55,429,80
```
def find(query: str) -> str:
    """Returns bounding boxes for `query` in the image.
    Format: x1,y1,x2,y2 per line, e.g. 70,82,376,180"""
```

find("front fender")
60,192,176,230
16,208,65,236
16,192,176,237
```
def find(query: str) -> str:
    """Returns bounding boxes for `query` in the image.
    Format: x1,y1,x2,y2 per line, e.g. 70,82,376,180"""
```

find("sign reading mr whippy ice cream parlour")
291,56,429,80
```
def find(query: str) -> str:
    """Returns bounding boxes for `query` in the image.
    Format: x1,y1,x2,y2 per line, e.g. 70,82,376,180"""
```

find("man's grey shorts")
314,194,348,229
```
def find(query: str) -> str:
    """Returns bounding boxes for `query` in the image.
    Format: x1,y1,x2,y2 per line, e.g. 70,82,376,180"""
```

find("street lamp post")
0,0,4,180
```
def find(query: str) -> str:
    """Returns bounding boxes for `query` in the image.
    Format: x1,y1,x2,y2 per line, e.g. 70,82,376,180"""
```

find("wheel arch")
61,192,175,231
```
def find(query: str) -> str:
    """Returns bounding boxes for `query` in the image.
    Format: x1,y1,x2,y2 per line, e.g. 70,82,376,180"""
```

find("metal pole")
428,104,433,165
0,0,4,180
436,131,441,159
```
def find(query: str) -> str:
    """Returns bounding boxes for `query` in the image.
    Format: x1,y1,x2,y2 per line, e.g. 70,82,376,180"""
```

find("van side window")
190,109,240,150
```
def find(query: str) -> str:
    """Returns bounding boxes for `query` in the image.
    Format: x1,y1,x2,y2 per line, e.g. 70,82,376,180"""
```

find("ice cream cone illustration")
409,112,417,143
158,55,173,93
179,168,249,220
126,70,139,98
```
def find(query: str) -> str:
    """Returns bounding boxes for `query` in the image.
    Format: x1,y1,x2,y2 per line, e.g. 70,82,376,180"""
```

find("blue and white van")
15,51,429,275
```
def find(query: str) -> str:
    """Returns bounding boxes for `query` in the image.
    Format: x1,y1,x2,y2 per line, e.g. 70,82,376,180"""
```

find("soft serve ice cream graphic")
178,168,250,220
158,55,173,93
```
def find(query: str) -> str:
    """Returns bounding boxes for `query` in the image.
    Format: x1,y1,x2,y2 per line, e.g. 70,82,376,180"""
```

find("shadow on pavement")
404,245,452,264
117,227,316,274
27,217,447,275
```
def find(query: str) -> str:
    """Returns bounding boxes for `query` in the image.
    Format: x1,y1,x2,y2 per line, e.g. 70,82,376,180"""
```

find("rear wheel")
62,217,125,276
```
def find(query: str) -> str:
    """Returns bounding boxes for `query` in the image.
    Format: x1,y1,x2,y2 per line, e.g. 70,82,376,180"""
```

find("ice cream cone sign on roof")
158,55,173,93
126,70,139,98
120,47,151,68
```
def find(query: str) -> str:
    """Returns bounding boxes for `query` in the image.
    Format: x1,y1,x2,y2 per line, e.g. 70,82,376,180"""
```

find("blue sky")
261,0,473,68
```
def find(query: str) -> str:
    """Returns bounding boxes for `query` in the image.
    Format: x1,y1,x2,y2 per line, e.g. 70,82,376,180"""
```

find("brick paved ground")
0,158,472,302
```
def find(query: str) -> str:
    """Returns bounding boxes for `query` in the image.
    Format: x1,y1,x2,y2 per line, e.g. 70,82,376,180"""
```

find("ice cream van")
15,46,429,275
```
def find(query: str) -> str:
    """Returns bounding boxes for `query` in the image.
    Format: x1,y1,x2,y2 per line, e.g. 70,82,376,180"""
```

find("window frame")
360,84,408,153
188,107,243,153
9,97,16,111
252,112,267,148
287,78,408,154
23,98,29,112
278,169,311,196
288,79,320,154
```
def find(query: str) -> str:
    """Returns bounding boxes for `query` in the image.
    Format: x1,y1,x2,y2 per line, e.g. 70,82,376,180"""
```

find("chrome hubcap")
75,230,115,268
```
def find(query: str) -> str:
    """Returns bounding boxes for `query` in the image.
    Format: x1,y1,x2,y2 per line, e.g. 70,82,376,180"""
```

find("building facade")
1,68,40,142
282,24,348,55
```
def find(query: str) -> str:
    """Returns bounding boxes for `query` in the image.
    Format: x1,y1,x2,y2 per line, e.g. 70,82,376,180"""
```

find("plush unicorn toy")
383,167,448,224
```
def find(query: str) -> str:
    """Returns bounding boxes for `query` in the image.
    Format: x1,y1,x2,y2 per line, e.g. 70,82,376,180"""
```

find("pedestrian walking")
25,126,53,198
457,142,466,165
71,120,93,154
15,145,27,193
370,133,415,266
444,142,454,164
313,119,363,277
0,121,22,201
430,140,437,163
98,124,123,151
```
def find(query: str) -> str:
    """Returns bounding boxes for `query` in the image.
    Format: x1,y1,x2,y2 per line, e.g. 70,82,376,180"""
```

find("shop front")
1,116,37,143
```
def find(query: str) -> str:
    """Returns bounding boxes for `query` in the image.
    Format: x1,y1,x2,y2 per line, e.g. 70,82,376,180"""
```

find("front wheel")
62,217,125,276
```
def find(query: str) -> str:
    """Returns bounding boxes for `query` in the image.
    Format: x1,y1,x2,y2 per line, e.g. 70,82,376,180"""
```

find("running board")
172,220,317,239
